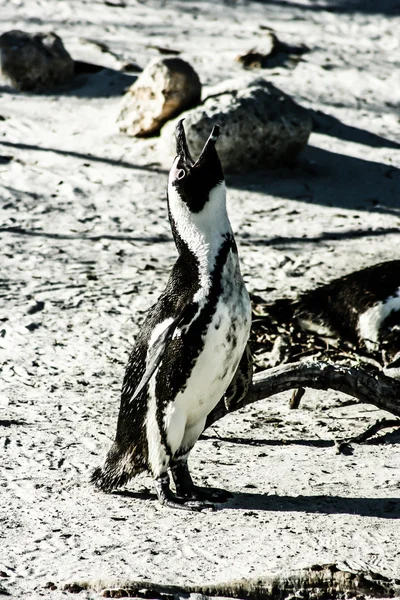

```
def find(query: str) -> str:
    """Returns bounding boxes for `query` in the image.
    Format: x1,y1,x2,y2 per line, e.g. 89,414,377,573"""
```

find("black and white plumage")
91,121,252,509
295,260,400,375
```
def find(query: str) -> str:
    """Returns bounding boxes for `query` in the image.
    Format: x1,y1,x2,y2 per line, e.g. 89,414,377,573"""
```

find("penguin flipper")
130,313,183,402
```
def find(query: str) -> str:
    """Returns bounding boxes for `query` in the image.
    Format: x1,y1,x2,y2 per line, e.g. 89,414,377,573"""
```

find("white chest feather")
358,288,400,350
174,251,251,427
145,251,251,476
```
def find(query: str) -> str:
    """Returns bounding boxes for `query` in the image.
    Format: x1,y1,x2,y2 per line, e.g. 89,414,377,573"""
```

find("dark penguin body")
91,122,252,509
296,260,400,373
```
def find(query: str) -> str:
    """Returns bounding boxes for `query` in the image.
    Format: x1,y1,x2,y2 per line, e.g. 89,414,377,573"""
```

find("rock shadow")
228,145,400,213
311,110,400,150
0,64,137,99
247,0,400,16
65,65,138,99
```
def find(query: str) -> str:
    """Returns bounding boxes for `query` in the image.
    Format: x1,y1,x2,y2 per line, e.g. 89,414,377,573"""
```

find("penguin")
295,259,400,375
91,121,252,510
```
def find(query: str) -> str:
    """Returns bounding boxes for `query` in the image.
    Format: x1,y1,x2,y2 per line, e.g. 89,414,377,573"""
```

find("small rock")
0,30,74,91
104,0,126,6
27,300,45,315
160,77,312,173
119,61,142,73
64,583,84,594
237,32,308,69
0,584,10,596
146,44,181,55
44,582,57,590
117,57,201,137
236,31,279,68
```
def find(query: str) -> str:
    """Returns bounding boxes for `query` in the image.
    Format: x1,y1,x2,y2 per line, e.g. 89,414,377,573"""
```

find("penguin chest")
175,259,251,427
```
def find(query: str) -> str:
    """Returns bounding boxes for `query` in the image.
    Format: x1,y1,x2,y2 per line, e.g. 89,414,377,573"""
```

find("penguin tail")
90,442,145,492
90,466,129,492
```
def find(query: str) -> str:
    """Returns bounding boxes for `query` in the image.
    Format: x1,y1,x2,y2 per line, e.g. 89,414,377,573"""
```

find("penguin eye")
177,168,186,180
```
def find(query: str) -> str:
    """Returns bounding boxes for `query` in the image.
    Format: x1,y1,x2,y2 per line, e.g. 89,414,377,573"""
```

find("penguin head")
169,120,224,214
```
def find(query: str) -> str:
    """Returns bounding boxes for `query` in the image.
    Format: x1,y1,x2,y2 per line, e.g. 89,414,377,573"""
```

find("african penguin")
295,260,400,376
91,121,252,510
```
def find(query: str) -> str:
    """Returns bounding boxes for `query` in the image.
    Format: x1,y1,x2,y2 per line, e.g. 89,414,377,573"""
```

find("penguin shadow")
224,492,400,518
109,428,400,511
110,486,400,518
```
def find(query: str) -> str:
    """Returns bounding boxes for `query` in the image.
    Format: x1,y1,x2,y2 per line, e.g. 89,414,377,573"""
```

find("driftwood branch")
64,564,400,598
289,386,305,409
206,360,400,428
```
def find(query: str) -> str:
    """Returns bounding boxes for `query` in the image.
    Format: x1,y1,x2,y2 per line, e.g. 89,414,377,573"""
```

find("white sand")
0,1,399,598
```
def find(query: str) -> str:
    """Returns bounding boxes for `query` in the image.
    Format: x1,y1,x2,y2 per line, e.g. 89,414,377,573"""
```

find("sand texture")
0,1,399,598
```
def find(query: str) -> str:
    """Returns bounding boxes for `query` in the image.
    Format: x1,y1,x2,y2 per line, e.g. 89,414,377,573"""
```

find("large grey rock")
0,30,74,91
117,57,201,137
159,77,312,173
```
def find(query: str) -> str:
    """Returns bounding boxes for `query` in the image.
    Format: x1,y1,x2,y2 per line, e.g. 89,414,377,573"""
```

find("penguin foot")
181,485,233,503
170,459,233,504
154,474,216,511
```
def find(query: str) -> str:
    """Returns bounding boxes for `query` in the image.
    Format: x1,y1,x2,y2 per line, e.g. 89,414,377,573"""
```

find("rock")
26,322,41,332
236,32,279,69
236,32,308,69
27,300,45,315
0,30,74,92
117,57,201,137
159,77,312,173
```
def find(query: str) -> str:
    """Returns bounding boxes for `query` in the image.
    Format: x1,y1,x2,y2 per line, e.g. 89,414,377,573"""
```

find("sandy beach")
1,1,400,597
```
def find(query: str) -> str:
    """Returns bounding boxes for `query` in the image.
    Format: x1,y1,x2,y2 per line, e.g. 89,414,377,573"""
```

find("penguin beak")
175,120,220,169
171,121,224,211
194,125,220,167
175,120,194,168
